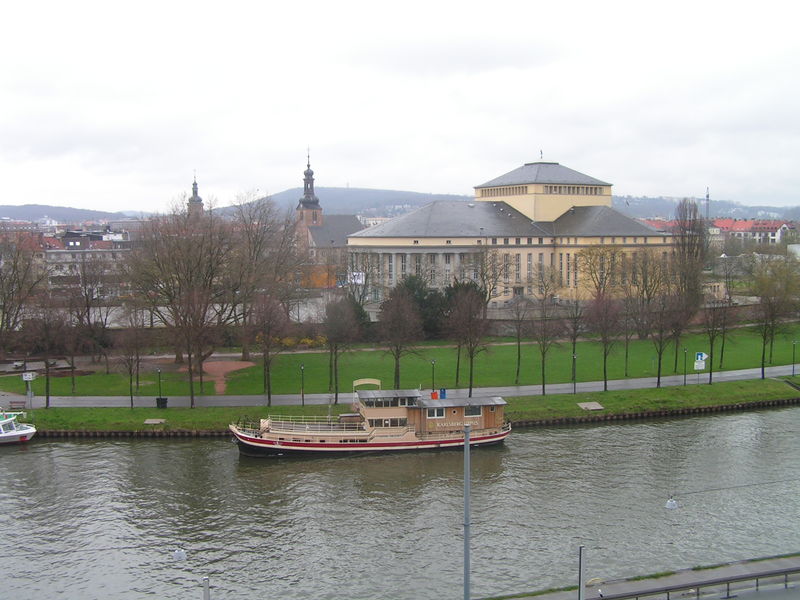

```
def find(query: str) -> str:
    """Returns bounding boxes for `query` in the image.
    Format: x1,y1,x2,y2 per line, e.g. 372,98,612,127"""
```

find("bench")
7,400,27,411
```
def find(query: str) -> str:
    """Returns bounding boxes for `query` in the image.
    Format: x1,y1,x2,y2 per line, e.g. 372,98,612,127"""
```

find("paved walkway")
519,555,800,600
3,363,798,409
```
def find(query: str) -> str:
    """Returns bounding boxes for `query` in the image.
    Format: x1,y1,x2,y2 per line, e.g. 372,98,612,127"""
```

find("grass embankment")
2,324,798,398
21,378,800,433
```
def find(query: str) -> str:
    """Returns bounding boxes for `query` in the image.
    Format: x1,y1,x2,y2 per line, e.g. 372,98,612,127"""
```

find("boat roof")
417,396,506,408
356,389,423,399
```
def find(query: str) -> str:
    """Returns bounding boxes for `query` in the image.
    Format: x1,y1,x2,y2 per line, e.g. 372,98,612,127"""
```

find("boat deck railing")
266,416,366,434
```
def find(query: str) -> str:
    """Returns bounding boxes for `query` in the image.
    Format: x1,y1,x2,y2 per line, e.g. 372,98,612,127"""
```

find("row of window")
544,185,604,195
479,186,528,197
427,406,484,418
411,236,669,247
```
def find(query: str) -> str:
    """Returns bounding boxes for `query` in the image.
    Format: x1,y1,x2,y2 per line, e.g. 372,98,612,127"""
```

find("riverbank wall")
34,396,800,439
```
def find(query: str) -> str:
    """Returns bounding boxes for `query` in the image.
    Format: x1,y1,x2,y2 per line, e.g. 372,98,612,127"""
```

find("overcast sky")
2,1,798,214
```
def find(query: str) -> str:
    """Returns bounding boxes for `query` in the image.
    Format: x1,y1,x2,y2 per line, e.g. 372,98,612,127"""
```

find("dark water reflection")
1,408,799,600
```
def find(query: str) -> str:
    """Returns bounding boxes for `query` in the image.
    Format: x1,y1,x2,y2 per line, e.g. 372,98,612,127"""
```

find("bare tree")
508,296,533,385
530,265,563,395
649,286,681,388
251,293,291,406
324,296,363,403
561,292,585,389
752,257,798,379
378,287,423,388
585,293,622,391
0,232,48,356
227,195,299,360
672,198,707,309
578,245,623,298
623,248,666,340
67,253,116,371
19,293,68,408
446,281,489,397
124,208,233,407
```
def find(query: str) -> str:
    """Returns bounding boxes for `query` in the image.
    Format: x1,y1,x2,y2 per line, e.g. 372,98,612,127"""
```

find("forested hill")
0,204,129,222
269,187,472,217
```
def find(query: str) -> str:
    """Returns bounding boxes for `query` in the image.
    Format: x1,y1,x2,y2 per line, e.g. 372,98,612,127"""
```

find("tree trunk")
540,353,546,396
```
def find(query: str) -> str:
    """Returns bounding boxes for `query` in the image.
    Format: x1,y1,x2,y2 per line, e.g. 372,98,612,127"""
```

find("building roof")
349,201,654,240
475,162,611,189
309,214,365,247
553,205,661,237
417,396,507,408
349,201,553,239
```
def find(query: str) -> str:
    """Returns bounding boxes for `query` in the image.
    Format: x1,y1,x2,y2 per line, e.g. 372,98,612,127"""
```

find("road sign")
694,360,706,370
695,352,709,361
22,372,36,381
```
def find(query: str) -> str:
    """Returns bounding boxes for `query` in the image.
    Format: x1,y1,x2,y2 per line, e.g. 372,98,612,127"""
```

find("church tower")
188,177,204,219
296,154,322,227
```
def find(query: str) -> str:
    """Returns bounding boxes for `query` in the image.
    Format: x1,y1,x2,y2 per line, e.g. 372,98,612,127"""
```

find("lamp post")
572,354,577,394
683,348,687,386
463,423,471,600
431,359,436,392
793,341,796,377
157,368,162,398
300,363,305,406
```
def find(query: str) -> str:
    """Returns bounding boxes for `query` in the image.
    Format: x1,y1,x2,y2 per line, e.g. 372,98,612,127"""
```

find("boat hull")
0,427,36,445
231,426,510,458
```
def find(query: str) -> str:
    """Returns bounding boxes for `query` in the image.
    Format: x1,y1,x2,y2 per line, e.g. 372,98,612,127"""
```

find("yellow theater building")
347,161,673,313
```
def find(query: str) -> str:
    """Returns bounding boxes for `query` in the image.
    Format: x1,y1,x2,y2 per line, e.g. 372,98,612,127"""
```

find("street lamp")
300,363,305,406
683,348,687,386
431,359,436,392
157,368,162,398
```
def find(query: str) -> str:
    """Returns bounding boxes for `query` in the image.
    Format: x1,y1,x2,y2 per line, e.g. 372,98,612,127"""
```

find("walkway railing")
593,565,800,600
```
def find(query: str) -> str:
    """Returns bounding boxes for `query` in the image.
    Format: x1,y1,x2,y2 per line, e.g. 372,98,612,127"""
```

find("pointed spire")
298,152,320,209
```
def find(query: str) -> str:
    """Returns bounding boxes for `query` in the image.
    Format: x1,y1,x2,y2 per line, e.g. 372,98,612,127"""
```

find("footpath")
514,555,800,600
6,363,799,409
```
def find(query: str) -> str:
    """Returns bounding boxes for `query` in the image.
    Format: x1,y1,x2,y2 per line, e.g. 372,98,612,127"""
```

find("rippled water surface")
2,407,800,600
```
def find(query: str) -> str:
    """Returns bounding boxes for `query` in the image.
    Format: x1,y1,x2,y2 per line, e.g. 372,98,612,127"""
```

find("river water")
2,407,799,600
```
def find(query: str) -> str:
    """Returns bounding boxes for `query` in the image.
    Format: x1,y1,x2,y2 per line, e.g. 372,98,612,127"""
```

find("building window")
515,237,521,245
465,405,482,417
503,238,509,245
538,238,543,245
491,238,497,245
446,240,452,244
413,240,419,245
427,408,444,418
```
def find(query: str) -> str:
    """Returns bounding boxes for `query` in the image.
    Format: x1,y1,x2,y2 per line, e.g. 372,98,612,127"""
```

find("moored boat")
229,386,510,457
0,409,36,444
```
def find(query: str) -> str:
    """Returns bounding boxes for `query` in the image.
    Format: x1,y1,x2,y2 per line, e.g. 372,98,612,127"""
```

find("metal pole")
463,424,471,600
158,368,162,398
578,545,586,600
793,341,796,377
683,348,687,386
431,359,436,392
300,363,305,406
202,576,210,600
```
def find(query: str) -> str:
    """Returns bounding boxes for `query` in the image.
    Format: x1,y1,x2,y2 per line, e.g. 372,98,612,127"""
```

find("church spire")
188,174,204,217
298,152,320,209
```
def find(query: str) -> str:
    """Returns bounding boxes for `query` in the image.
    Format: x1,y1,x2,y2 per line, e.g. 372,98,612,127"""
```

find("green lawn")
2,324,798,397
20,378,800,432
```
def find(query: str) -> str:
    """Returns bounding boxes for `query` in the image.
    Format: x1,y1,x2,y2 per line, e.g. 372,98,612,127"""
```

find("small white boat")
0,409,36,444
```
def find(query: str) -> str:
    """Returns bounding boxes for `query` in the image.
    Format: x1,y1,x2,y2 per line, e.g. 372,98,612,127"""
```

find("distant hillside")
268,187,472,217
613,196,800,221
0,204,130,223
3,191,797,226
